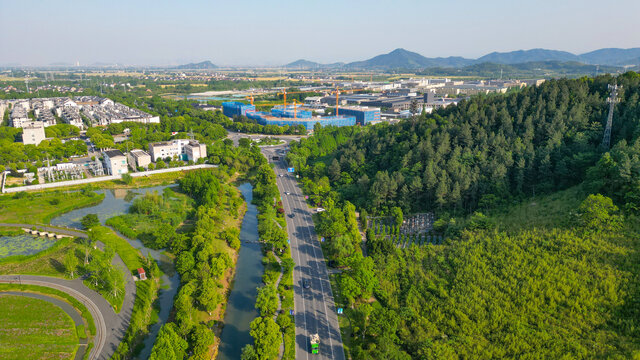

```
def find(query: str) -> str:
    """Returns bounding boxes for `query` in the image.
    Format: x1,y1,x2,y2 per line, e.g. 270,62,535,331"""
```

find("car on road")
279,174,284,177
285,192,291,195
289,213,295,218
303,279,310,289
316,207,326,212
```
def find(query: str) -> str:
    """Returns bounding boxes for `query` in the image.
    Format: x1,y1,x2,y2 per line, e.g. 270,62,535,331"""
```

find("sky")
1,0,639,67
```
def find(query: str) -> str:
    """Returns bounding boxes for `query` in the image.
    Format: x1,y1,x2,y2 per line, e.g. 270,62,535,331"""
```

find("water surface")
218,183,263,360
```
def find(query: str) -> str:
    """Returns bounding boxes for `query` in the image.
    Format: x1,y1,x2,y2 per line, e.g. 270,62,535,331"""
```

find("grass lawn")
0,284,96,336
0,190,104,224
0,295,78,360
489,185,586,232
89,226,144,272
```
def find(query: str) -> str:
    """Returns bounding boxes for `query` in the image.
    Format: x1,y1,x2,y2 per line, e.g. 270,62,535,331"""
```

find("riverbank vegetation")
150,168,246,359
0,188,104,224
287,73,640,359
106,187,194,249
242,162,296,360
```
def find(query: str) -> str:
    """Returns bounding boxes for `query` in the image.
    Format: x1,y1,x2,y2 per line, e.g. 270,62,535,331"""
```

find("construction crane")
333,87,367,116
602,83,621,149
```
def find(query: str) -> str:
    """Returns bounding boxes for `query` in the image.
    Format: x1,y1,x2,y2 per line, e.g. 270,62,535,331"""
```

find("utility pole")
602,83,621,149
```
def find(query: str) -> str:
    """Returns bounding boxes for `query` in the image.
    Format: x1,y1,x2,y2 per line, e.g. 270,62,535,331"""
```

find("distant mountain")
578,48,640,66
174,61,218,70
419,61,622,78
476,49,579,64
285,59,321,69
285,47,640,71
345,48,474,70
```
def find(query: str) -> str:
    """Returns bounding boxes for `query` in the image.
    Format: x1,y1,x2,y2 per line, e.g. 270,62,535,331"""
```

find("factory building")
22,122,46,145
222,102,256,118
103,149,129,175
247,105,356,130
336,106,380,125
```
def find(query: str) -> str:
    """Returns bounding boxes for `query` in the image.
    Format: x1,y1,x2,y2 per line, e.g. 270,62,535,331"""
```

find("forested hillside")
287,73,640,359
288,73,640,216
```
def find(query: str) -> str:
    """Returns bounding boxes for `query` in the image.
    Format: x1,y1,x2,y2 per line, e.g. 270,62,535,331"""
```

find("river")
217,182,263,360
49,183,264,360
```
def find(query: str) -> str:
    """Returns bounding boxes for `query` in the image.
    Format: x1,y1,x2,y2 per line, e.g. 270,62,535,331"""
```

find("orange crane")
277,89,316,108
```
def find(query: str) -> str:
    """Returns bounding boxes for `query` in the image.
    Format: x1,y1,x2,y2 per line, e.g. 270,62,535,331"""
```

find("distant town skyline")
1,0,639,66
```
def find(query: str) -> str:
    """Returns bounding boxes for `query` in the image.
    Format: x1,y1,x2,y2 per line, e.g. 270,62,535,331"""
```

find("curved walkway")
0,291,89,360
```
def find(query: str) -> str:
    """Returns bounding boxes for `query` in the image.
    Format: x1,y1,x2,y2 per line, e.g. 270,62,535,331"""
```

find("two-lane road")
261,146,345,360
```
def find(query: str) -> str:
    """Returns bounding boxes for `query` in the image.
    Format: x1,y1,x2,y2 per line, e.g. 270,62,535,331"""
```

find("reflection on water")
50,184,180,359
218,183,264,360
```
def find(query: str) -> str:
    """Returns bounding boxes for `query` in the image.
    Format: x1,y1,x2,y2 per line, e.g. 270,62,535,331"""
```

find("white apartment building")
22,122,46,145
148,139,207,162
103,149,129,175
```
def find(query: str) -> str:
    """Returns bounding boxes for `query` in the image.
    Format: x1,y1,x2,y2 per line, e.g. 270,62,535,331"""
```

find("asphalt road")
261,145,345,360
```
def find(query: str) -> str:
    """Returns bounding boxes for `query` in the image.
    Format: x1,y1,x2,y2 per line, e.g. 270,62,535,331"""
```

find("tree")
150,323,188,360
249,316,281,360
577,194,623,232
255,285,279,317
190,324,216,360
121,173,133,185
63,248,78,278
197,277,221,315
81,213,100,229
390,206,403,228
241,345,257,360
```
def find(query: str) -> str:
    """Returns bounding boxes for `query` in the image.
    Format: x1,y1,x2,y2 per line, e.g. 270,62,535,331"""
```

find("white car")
279,174,284,177
316,207,326,212
285,192,291,195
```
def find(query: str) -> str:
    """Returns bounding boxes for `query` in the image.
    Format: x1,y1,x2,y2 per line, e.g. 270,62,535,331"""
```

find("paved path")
261,145,345,360
0,291,89,360
0,223,87,238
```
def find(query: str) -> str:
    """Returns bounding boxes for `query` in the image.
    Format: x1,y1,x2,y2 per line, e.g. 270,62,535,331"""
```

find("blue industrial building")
222,102,256,118
223,102,357,130
247,105,356,130
337,106,381,125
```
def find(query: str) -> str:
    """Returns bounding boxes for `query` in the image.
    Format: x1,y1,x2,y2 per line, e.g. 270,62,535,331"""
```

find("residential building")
148,139,207,162
22,122,46,145
103,149,128,175
127,149,152,169
185,140,207,162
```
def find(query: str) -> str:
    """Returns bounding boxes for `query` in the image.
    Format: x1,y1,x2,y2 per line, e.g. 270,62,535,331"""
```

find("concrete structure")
102,149,128,175
185,140,207,162
22,122,46,145
148,139,207,162
127,149,151,169
247,107,356,130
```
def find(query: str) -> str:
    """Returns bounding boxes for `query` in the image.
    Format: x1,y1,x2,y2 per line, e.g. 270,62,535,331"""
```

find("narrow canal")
218,182,263,360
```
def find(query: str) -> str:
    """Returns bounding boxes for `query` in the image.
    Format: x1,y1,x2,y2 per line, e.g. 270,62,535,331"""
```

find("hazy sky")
1,0,639,66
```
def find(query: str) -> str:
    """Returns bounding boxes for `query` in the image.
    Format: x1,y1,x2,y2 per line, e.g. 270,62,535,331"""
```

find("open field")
0,190,104,224
0,295,78,360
